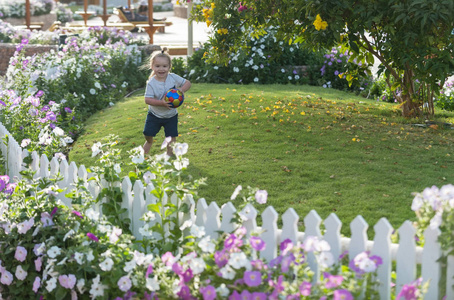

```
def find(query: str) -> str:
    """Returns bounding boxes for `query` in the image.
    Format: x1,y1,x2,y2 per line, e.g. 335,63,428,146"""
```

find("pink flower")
238,2,247,12
255,190,267,204
161,252,175,267
33,276,41,293
324,272,344,289
244,270,262,287
333,289,353,300
251,292,267,300
145,264,153,277
41,212,54,227
15,246,27,262
299,281,311,296
59,274,76,289
72,211,83,219
35,257,43,272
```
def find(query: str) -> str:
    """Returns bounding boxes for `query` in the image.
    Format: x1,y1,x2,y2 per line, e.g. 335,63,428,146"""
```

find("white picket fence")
0,122,453,300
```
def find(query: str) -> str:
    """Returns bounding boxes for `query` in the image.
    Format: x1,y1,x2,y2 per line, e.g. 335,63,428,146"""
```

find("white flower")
198,236,215,253
255,190,268,204
85,208,100,221
174,158,189,170
109,102,115,107
89,277,107,299
130,146,145,164
89,88,96,95
317,251,334,268
295,75,300,80
15,265,27,280
288,76,293,80
189,257,206,275
99,258,114,271
146,276,160,291
161,136,172,149
220,265,236,280
228,252,250,269
113,164,121,174
109,227,122,243
91,142,102,157
179,220,193,231
77,278,86,294
139,224,153,237
74,252,84,265
230,185,242,200
233,67,239,73
281,68,286,73
63,229,75,241
94,82,101,89
47,246,61,258
252,65,259,70
143,171,156,184
124,260,136,272
190,225,205,238
46,277,57,292
358,257,377,273
430,211,443,229
86,250,95,262
411,194,424,211
53,127,65,136
253,77,259,82
174,143,188,156
216,283,230,297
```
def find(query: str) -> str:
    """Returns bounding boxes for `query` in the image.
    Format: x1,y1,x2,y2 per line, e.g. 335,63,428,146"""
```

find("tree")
191,0,454,118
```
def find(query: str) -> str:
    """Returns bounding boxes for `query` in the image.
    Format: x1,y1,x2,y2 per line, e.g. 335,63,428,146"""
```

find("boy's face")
152,56,171,80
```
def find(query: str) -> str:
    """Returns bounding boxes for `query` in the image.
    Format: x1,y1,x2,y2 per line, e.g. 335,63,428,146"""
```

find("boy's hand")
161,98,172,109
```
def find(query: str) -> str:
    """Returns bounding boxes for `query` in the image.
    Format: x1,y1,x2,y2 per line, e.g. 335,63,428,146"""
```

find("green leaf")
147,203,161,213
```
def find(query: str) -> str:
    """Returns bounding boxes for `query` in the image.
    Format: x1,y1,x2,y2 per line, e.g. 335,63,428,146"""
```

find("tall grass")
69,84,454,236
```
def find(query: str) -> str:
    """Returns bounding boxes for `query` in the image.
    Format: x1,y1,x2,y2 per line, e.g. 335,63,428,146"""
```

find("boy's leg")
143,135,154,154
167,137,177,156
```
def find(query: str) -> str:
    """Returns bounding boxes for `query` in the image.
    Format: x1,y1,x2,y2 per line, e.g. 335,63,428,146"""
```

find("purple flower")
280,238,293,255
46,111,57,121
214,249,229,268
72,211,83,219
250,236,266,251
177,285,193,300
15,246,27,262
280,253,295,272
181,268,193,283
333,289,353,300
50,207,58,216
32,276,41,293
64,107,72,113
244,270,262,287
145,264,153,277
36,90,44,97
41,212,54,227
229,291,241,300
200,285,216,300
0,175,9,191
251,292,267,300
224,234,242,250
87,232,99,242
299,281,311,296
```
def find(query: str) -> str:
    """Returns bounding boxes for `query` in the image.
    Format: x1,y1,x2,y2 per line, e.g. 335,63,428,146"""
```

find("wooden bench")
15,22,43,30
114,6,172,33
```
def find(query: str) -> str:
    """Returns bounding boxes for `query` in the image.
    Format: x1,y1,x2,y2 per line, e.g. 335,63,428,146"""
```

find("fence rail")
0,121,453,299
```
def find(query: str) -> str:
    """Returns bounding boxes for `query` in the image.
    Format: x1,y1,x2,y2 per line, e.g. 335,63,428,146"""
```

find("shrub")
435,79,454,112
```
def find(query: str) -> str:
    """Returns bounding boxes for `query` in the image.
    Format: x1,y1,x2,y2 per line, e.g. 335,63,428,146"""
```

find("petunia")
200,285,216,300
255,190,268,204
0,271,13,285
250,236,266,251
15,245,27,262
33,276,41,293
15,265,27,280
117,276,132,292
333,289,353,300
87,232,99,242
243,270,262,287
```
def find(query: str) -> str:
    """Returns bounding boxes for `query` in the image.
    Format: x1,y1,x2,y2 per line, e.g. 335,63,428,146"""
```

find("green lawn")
69,83,454,237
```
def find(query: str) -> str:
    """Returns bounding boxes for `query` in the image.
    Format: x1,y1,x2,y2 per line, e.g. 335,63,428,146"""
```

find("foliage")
189,0,454,117
435,79,454,112
54,2,73,23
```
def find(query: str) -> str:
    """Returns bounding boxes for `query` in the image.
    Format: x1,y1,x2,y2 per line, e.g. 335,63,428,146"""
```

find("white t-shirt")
144,73,186,118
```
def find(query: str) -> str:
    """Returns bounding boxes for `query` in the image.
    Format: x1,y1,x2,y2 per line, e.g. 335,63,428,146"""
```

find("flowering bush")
0,19,58,44
184,26,324,85
0,0,53,18
0,87,76,159
0,140,435,298
435,79,454,112
412,184,454,253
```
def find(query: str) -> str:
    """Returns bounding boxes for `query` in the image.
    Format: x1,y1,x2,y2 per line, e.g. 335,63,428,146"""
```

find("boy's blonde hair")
142,47,172,79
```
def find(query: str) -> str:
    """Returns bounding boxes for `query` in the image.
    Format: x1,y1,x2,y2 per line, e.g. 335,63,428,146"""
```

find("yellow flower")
217,28,228,35
313,14,328,31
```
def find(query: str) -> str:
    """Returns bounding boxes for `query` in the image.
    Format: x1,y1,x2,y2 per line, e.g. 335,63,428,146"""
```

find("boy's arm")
145,97,172,108
179,80,191,93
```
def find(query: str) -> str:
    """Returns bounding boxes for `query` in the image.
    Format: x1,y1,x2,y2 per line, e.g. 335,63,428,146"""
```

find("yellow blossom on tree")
313,14,328,31
217,28,228,35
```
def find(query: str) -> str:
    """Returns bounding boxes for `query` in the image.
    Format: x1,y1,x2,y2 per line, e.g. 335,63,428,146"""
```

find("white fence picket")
220,202,236,234
396,221,417,295
422,227,442,300
260,206,278,262
349,215,369,259
195,198,208,227
372,218,393,300
204,202,221,239
324,213,342,261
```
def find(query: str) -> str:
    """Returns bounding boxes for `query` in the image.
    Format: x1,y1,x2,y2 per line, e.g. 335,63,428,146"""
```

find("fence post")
422,226,442,300
372,218,393,300
396,221,417,295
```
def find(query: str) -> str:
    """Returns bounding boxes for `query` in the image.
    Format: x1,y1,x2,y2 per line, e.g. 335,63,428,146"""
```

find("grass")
69,83,454,237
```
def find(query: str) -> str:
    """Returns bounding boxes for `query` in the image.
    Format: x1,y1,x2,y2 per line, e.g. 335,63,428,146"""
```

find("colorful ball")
165,88,184,108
